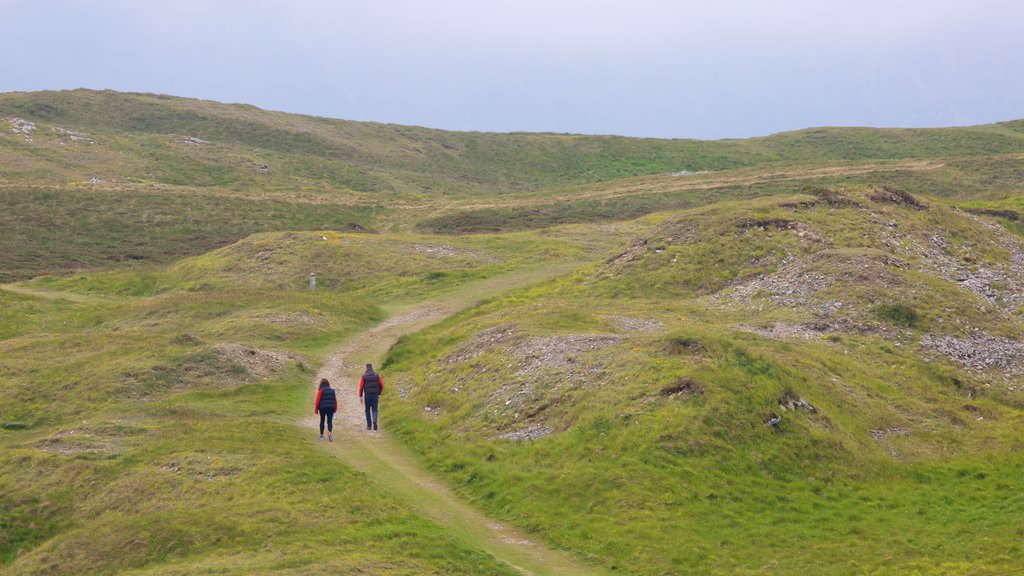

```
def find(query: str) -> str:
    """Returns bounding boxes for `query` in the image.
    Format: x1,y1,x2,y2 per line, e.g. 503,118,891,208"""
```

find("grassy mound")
380,188,1024,574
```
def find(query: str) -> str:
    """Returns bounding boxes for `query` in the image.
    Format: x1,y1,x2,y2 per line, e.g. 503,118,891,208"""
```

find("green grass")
4,89,1024,574
874,303,922,328
3,90,1024,278
0,225,615,574
0,367,519,575
382,301,1024,574
377,188,1024,574
0,186,380,282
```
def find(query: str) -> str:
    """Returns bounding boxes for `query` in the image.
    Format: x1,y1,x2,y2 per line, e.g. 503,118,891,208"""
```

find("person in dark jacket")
315,378,337,441
358,363,384,430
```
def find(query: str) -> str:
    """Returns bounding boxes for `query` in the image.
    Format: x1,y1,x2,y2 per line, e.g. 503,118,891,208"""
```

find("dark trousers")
319,410,334,434
364,393,379,428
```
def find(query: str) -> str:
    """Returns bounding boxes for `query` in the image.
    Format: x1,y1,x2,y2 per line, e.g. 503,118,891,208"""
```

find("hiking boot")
373,421,378,431
318,434,324,441
328,433,333,442
367,424,372,430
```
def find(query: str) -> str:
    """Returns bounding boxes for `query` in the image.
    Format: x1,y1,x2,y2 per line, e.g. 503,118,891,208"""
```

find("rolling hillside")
381,186,1024,574
2,89,1023,280
2,90,1023,575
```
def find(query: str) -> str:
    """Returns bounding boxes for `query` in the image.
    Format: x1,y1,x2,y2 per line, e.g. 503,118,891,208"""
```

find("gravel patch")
509,334,624,378
212,343,302,379
919,333,1024,376
496,425,552,441
735,322,836,340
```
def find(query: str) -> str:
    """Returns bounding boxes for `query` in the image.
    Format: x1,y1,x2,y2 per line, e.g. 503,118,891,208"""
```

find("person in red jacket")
358,363,384,431
314,378,337,441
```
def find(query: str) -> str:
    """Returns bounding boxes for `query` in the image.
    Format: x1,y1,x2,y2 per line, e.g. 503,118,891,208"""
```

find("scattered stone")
212,343,302,379
718,259,834,306
670,170,710,177
738,217,799,231
876,213,1024,309
736,322,834,340
919,333,1024,376
444,325,516,365
497,425,552,441
53,126,95,144
778,390,815,413
182,136,209,145
764,413,782,426
411,243,493,262
8,117,36,135
89,177,103,184
869,427,911,440
508,334,623,378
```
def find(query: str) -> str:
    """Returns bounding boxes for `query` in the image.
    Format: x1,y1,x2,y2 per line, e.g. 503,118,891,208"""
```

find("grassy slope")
3,90,1024,574
2,90,1024,279
0,228,613,575
380,188,1024,575
4,90,1021,193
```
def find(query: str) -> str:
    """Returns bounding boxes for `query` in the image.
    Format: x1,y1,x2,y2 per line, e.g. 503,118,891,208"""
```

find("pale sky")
2,0,1022,138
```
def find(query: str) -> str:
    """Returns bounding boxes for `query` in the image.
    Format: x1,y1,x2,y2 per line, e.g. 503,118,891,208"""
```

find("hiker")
359,363,384,430
314,378,337,441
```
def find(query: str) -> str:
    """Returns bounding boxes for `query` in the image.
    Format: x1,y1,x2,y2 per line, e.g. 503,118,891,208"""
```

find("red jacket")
358,373,384,397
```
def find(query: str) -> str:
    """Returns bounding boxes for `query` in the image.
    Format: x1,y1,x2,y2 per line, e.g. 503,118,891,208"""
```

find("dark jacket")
359,371,384,396
315,387,337,412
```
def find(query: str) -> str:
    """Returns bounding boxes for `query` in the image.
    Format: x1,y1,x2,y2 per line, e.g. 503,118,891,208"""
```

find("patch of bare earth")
212,343,303,379
507,334,624,379
735,322,836,340
444,324,516,365
440,329,625,439
716,257,833,311
876,210,1024,311
492,334,623,436
497,425,553,441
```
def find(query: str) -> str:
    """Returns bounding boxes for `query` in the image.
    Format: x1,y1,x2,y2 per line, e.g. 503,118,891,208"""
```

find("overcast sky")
2,0,1022,138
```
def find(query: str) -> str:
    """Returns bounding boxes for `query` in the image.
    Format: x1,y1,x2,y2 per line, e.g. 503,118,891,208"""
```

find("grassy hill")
380,187,1024,574
0,227,607,574
2,90,1024,574
4,90,1022,194
3,89,1024,280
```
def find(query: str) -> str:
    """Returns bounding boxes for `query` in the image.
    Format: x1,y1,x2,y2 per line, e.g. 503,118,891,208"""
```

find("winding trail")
300,264,609,576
